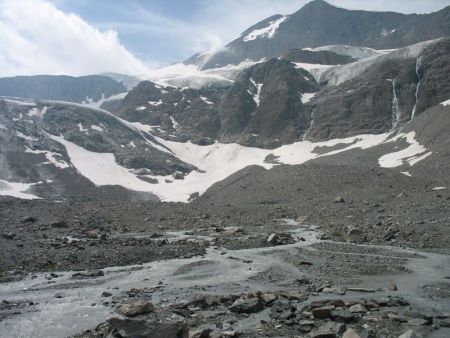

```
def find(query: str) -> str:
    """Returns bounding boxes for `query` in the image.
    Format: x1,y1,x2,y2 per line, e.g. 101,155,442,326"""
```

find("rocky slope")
0,75,127,104
186,0,450,70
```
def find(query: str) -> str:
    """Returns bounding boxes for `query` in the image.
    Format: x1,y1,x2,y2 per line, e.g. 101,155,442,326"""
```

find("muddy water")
0,221,449,338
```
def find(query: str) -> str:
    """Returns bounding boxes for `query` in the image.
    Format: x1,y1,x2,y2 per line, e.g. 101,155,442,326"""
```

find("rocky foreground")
0,189,449,338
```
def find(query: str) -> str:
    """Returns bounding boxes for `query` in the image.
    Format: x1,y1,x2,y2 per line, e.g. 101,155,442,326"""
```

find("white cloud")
0,0,150,76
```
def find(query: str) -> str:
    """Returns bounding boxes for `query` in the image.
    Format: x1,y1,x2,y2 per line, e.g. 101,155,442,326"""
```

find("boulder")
106,318,188,338
229,298,264,314
349,304,368,313
343,328,362,338
72,269,104,279
266,232,296,246
311,322,346,338
397,330,421,338
118,301,155,317
312,305,335,319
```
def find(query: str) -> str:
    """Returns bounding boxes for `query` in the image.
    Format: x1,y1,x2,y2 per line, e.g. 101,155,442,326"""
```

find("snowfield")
0,180,41,200
243,16,287,42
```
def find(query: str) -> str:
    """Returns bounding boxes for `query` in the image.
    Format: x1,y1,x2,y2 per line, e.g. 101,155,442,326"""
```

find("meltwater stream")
0,222,449,338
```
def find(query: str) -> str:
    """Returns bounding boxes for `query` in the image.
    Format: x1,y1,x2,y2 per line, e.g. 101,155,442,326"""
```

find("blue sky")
0,0,448,76
50,0,450,66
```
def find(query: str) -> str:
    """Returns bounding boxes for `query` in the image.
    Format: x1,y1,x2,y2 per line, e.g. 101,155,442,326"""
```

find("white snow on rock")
378,132,431,168
432,187,447,191
91,125,104,132
148,100,163,106
82,92,128,109
401,171,412,177
0,123,6,130
441,99,450,106
293,62,334,81
16,131,38,141
200,96,214,105
250,78,263,106
243,16,287,42
170,116,179,129
135,106,146,111
301,93,316,104
28,106,48,119
78,123,88,133
304,45,385,60
318,39,439,86
0,180,41,200
25,146,70,169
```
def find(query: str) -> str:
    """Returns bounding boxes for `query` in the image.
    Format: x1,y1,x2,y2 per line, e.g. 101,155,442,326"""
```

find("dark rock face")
219,59,317,147
187,0,450,70
0,75,126,103
105,318,188,338
282,49,356,65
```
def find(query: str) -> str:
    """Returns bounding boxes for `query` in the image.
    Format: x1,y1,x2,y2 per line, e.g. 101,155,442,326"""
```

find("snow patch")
441,99,450,106
25,146,70,169
0,180,41,200
432,187,447,191
378,132,431,168
401,171,412,177
148,100,163,106
28,106,47,119
250,78,263,106
135,106,146,111
170,116,179,129
301,93,316,104
0,123,6,130
16,131,38,141
91,125,104,132
243,16,287,42
200,96,214,105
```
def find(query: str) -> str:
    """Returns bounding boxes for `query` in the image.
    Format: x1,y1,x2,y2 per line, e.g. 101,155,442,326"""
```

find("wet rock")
311,299,345,309
118,301,155,317
101,291,112,297
397,330,421,338
343,328,362,338
229,297,264,314
312,322,346,338
349,304,368,313
106,318,188,338
312,305,335,319
72,270,104,279
266,232,296,246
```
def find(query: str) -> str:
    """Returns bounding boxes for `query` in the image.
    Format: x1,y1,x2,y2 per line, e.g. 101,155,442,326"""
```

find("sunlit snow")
0,180,41,199
243,16,287,42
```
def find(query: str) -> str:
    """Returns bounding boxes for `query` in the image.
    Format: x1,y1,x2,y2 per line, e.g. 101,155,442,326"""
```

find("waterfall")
391,79,401,129
411,56,424,121
303,109,316,141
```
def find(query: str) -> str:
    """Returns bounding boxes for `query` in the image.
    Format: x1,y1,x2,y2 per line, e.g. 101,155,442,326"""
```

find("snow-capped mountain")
1,0,450,203
186,0,450,70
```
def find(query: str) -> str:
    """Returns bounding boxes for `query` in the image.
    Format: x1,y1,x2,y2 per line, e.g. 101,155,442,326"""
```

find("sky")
0,0,448,77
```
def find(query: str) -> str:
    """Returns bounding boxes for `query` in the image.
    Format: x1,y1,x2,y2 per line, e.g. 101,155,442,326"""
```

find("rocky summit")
0,1,450,338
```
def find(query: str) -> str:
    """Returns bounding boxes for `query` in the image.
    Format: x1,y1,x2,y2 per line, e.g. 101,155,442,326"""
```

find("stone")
2,232,15,240
312,322,346,338
229,298,264,314
388,282,398,291
334,196,345,203
102,291,112,297
407,318,430,326
439,318,450,327
343,328,362,338
397,330,420,338
310,299,345,309
118,301,155,317
260,293,277,305
72,270,104,279
189,328,213,338
312,305,335,319
347,288,376,293
266,233,296,246
50,221,67,228
349,304,368,313
22,217,37,223
330,309,356,323
388,313,408,323
54,292,65,298
106,318,188,338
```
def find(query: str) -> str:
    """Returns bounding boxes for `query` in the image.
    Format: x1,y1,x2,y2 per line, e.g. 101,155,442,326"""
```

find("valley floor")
0,177,449,337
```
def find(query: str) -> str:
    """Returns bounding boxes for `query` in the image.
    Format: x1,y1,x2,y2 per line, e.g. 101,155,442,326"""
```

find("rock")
347,287,375,293
349,304,368,313
322,287,347,295
388,282,398,291
189,328,213,338
172,172,185,180
299,320,316,333
407,318,430,326
118,301,155,317
310,299,345,309
72,270,104,279
397,330,421,338
312,305,335,319
266,232,296,246
229,298,264,314
260,293,277,305
106,318,188,338
22,217,37,223
439,318,450,327
334,196,345,203
50,221,67,228
330,309,356,323
2,232,15,240
343,328,362,338
347,227,363,235
388,313,408,323
312,322,346,338
54,292,65,299
101,291,112,297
